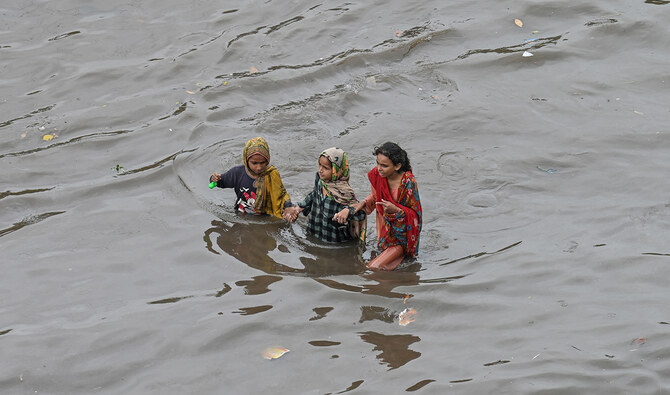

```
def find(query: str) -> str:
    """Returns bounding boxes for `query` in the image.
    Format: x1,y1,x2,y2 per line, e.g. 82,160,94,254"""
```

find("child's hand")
211,172,222,182
376,199,400,215
283,206,302,222
351,201,365,213
333,208,350,224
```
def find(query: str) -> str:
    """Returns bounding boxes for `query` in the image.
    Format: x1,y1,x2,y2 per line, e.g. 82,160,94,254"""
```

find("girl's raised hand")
210,172,222,182
376,199,400,215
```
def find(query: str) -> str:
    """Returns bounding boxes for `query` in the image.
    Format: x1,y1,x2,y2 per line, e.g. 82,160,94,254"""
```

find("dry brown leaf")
250,67,259,74
515,19,523,28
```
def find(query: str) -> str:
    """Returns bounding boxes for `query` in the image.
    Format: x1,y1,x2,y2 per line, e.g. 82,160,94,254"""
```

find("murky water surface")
2,0,670,393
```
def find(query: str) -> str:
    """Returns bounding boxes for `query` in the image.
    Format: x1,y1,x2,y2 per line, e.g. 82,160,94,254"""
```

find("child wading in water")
210,137,291,218
352,142,422,270
284,147,366,243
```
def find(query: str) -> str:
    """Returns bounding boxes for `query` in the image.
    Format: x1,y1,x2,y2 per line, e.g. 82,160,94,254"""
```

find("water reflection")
358,331,421,370
204,219,302,274
315,271,421,300
203,218,367,276
235,275,282,295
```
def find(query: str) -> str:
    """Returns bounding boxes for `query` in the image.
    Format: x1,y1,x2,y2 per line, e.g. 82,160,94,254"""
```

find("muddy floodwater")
2,0,670,393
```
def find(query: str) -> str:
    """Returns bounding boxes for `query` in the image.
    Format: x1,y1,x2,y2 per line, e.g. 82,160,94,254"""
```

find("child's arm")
352,191,376,215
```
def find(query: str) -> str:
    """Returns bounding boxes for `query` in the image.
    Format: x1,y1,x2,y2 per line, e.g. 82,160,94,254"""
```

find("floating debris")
522,51,534,57
395,29,404,37
403,294,411,304
537,165,556,173
42,134,57,141
399,308,417,326
186,90,195,94
263,346,290,360
515,19,523,28
250,67,259,74
483,359,510,366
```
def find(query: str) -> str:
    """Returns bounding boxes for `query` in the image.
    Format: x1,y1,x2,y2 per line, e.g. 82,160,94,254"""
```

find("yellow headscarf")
243,137,290,218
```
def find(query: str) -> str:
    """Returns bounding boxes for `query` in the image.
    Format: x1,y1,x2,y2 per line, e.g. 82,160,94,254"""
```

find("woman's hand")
376,199,400,215
333,208,350,224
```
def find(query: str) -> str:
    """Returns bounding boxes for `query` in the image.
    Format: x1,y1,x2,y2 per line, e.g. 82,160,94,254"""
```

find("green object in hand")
209,181,217,189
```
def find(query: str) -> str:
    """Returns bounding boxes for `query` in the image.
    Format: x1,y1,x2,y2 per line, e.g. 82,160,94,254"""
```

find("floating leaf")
515,19,523,28
631,337,647,346
395,29,404,37
186,90,195,94
263,346,289,360
399,308,417,326
522,51,534,57
634,110,644,115
250,67,259,74
43,134,55,141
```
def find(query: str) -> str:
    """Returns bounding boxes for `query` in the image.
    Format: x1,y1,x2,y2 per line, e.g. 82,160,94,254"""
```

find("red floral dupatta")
368,168,422,257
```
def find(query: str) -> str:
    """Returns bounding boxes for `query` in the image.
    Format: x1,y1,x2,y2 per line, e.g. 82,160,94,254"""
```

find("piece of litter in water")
524,38,538,43
403,294,411,304
395,29,404,37
43,134,55,141
522,51,534,57
186,90,195,95
515,19,523,28
633,110,644,115
250,67,259,74
263,346,289,360
537,166,557,173
399,308,417,326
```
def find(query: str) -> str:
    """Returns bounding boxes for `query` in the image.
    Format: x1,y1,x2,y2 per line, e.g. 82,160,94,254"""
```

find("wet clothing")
211,165,291,217
362,169,422,257
298,173,366,243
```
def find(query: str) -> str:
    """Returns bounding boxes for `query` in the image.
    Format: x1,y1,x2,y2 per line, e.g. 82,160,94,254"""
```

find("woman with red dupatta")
353,142,422,270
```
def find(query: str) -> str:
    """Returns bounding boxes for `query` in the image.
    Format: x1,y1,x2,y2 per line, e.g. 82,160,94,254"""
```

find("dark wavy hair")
373,142,412,172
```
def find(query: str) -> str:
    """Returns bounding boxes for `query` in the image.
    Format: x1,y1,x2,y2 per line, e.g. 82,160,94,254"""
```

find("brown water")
2,0,670,393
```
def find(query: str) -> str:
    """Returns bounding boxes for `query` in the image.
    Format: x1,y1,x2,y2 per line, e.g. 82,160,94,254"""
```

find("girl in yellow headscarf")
210,137,291,218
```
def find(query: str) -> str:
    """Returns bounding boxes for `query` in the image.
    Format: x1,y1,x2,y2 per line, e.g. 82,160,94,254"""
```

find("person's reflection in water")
314,269,421,300
203,218,367,276
358,331,421,370
204,219,303,274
